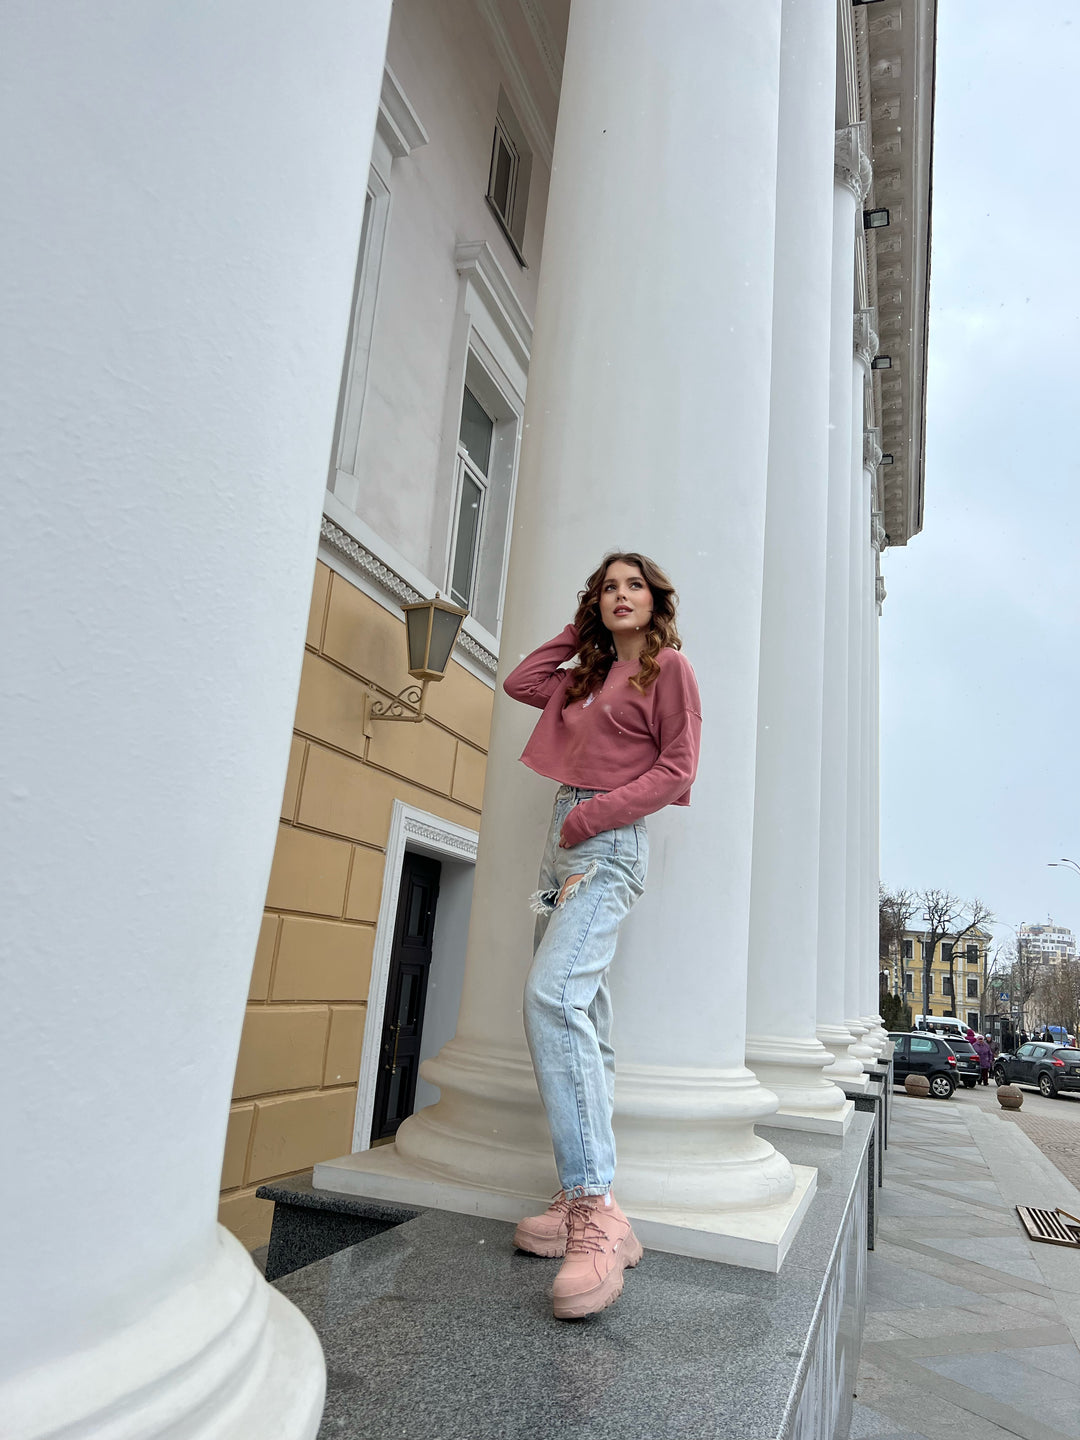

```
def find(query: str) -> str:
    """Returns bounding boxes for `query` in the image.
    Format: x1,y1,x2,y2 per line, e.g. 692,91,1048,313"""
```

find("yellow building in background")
897,928,991,1030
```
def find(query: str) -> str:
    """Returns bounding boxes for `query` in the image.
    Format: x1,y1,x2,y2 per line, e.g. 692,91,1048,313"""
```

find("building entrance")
370,852,441,1141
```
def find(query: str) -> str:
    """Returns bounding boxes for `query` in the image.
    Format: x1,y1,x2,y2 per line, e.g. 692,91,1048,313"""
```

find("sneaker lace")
565,1198,610,1255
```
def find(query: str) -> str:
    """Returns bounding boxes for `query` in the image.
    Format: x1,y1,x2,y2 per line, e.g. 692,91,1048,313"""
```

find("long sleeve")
503,624,580,710
559,656,702,845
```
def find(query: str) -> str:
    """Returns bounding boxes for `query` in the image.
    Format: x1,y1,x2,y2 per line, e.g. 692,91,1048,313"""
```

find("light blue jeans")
523,785,648,1197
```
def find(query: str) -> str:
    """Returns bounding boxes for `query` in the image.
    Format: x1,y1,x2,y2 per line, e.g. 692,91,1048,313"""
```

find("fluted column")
744,0,850,1132
845,308,880,1067
818,127,872,1090
392,0,803,1228
0,5,391,1435
862,432,888,1045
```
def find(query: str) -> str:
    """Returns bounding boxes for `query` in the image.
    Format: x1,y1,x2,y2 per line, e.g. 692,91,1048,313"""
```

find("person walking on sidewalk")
502,552,701,1320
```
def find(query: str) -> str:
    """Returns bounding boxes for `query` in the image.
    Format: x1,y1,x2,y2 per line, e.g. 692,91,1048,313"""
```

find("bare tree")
996,937,1041,1035
1034,960,1080,1041
914,891,995,1023
879,885,918,1000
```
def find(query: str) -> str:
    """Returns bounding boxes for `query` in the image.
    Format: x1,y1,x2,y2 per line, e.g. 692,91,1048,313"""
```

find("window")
942,976,953,997
967,977,978,999
331,170,391,491
941,942,954,964
486,90,531,266
902,939,913,960
449,386,494,610
966,1011,979,1030
966,945,979,964
904,973,913,993
926,975,934,995
910,1037,936,1053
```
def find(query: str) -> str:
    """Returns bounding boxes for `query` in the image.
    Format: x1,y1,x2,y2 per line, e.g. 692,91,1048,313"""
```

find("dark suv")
888,1032,959,1098
994,1043,1080,1098
946,1038,982,1088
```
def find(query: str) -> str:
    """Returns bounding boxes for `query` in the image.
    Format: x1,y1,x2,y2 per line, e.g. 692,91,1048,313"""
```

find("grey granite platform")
274,1113,873,1440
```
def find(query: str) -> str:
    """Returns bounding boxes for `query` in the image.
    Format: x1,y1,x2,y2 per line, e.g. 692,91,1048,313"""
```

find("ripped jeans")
523,785,648,1197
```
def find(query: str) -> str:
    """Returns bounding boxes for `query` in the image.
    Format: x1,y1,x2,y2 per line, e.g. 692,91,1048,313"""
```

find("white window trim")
351,802,478,1153
448,443,490,610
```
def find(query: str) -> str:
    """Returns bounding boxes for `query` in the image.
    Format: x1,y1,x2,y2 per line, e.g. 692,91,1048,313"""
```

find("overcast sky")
880,2,1080,944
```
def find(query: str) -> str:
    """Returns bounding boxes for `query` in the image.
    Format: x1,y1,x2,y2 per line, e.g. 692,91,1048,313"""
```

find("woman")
502,552,701,1319
972,1033,993,1085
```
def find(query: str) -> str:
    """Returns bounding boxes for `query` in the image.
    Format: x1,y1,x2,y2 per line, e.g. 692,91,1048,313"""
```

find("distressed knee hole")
527,859,599,915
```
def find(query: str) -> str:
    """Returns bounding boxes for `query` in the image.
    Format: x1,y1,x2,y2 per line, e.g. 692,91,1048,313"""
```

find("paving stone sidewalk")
852,1093,1080,1440
957,1084,1080,1195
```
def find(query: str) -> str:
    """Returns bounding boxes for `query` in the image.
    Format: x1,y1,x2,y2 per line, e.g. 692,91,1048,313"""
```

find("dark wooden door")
370,852,441,1142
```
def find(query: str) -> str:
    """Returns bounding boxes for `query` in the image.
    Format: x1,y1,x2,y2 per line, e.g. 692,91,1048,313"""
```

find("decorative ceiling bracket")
854,307,880,370
835,122,872,202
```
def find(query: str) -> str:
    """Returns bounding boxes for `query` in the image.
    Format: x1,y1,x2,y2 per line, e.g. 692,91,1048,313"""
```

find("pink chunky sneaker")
513,1191,572,1257
551,1192,643,1319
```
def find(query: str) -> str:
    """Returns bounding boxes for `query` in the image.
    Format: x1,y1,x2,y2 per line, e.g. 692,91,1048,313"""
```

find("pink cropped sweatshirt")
503,624,702,847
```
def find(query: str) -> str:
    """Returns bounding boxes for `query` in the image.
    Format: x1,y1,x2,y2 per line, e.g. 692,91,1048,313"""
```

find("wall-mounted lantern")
863,208,890,229
363,594,468,737
871,355,892,371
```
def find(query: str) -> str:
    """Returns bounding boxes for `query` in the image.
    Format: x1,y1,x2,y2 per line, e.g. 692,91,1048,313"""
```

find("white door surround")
352,802,478,1152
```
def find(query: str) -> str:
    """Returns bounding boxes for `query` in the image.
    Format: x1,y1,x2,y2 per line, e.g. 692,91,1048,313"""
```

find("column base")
765,1099,855,1135
816,1023,871,1091
845,1015,879,1068
392,1039,800,1213
3,1226,325,1440
314,1143,818,1272
745,1033,855,1133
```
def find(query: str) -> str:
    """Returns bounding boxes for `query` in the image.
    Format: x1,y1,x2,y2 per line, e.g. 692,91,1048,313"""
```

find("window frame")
484,89,532,269
447,391,494,611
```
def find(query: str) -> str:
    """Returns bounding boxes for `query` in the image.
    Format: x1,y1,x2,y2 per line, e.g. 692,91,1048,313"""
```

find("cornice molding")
854,307,879,370
319,518,498,677
404,813,478,860
377,65,429,159
517,0,563,95
475,0,555,169
455,240,533,371
835,123,872,202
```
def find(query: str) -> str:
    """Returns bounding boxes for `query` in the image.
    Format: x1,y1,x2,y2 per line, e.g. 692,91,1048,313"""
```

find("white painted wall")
0,2,389,1429
414,856,475,1112
334,0,553,590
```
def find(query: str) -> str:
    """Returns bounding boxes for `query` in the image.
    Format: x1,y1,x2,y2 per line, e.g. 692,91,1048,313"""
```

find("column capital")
854,307,879,369
863,425,883,474
876,573,888,609
835,122,872,201
871,509,887,552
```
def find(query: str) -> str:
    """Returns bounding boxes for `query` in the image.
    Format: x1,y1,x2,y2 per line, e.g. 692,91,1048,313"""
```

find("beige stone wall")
219,562,492,1247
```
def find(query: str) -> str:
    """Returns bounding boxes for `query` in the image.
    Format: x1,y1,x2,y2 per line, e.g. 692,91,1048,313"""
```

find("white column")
818,128,872,1090
0,5,391,1436
744,0,850,1133
340,0,812,1257
845,310,880,1066
862,432,888,1044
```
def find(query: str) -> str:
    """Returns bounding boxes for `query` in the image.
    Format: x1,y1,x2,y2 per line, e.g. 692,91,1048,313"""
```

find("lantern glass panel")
405,605,432,674
428,606,465,675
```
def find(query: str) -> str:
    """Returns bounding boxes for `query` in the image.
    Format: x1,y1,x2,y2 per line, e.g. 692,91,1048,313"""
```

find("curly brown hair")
563,552,681,706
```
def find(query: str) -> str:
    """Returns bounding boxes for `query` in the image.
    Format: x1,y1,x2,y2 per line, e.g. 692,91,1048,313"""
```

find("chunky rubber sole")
513,1224,566,1258
551,1232,644,1320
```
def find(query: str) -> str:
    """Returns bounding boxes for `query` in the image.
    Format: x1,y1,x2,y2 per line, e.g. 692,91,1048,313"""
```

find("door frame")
351,800,478,1152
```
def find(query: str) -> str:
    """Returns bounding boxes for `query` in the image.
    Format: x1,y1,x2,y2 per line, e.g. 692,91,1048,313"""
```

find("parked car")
993,1043,1080,1098
888,1032,958,1098
944,1038,981,1088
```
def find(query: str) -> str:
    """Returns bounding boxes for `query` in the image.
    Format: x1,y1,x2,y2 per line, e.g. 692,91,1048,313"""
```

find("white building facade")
2,1,934,1436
